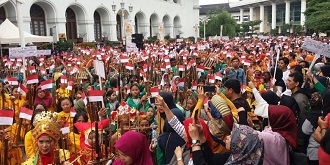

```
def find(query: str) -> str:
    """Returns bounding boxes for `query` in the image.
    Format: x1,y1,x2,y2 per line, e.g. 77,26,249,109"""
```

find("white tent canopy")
0,19,53,44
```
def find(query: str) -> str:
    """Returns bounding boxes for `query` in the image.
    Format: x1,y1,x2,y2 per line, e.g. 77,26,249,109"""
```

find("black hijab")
261,91,280,105
280,95,300,118
158,92,185,164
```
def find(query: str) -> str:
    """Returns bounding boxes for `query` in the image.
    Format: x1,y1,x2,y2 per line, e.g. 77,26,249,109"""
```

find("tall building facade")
1,0,199,42
229,0,306,33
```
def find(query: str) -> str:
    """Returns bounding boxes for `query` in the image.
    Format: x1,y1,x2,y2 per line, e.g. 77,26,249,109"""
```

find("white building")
229,0,306,33
200,0,306,34
0,0,200,42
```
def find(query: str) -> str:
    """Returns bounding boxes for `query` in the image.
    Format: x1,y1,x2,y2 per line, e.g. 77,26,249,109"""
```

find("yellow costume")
24,130,36,159
22,111,71,165
69,132,81,153
58,111,74,132
0,93,12,109
56,88,70,99
2,123,25,165
22,149,70,165
13,97,26,122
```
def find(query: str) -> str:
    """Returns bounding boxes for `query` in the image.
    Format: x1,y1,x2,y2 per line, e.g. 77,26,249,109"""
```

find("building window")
276,5,285,23
290,2,301,23
116,14,122,41
30,4,46,36
94,11,102,41
66,8,77,40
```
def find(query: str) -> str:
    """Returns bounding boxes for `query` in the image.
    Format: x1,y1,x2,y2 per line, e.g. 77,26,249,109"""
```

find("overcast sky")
199,0,240,5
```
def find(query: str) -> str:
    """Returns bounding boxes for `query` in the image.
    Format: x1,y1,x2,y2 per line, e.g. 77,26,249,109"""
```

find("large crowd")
0,36,330,165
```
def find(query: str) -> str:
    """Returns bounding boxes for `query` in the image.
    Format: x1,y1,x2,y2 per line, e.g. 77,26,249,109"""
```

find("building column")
167,24,174,38
271,2,277,30
109,14,118,41
249,7,254,21
85,20,95,42
239,8,244,23
259,5,264,33
301,0,306,26
285,0,290,24
56,18,67,41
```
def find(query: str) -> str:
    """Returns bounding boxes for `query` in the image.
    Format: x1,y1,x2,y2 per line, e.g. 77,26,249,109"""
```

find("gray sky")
199,0,240,5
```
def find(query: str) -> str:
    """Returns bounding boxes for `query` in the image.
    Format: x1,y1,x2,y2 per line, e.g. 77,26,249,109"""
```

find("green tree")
200,10,238,39
240,20,262,36
305,0,330,34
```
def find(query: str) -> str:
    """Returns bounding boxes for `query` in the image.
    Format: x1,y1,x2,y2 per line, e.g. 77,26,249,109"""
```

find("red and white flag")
70,108,77,118
160,64,166,72
177,78,185,87
150,87,159,97
191,82,198,90
61,122,70,134
193,50,199,56
40,68,46,75
18,83,28,95
67,81,74,91
7,77,18,86
187,60,196,70
163,56,170,62
165,62,171,69
69,67,79,75
208,75,215,84
60,76,67,84
81,91,87,105
0,110,14,125
27,74,39,84
196,65,205,72
28,66,36,73
215,72,223,81
19,107,33,120
120,55,129,63
88,90,103,102
178,65,185,72
143,64,148,72
126,86,130,94
40,79,53,90
241,85,247,93
125,63,134,70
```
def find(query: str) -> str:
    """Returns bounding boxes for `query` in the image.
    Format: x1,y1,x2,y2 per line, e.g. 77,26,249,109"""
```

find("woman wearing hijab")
303,90,330,164
34,86,54,112
156,92,185,164
249,82,298,165
113,131,153,165
225,124,264,165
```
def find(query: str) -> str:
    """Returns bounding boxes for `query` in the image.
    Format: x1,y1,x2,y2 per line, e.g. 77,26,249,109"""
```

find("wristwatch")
192,139,200,146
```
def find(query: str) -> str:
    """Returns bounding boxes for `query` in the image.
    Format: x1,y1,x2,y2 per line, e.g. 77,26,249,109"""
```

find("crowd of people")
0,36,330,165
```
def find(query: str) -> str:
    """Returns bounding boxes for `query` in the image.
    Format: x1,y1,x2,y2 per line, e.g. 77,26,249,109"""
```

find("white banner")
9,46,37,58
302,38,330,57
94,60,105,79
36,50,52,56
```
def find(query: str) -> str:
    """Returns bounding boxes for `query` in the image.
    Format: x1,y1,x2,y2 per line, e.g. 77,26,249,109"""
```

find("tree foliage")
200,10,238,39
305,0,330,34
240,20,262,36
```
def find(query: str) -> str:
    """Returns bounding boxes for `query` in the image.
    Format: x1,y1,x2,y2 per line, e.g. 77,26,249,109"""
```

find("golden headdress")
110,102,138,124
32,111,61,140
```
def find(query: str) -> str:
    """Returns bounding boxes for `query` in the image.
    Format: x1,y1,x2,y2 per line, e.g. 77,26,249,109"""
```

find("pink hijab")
113,131,153,165
34,86,53,108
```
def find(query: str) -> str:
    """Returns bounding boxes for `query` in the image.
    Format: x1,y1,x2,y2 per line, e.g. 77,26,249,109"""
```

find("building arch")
1,1,16,23
30,4,46,36
149,13,159,37
0,7,6,24
95,7,111,41
173,15,181,38
162,14,171,37
66,4,87,41
135,11,146,35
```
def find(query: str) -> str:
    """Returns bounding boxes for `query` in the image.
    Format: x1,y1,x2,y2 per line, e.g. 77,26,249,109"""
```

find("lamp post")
200,17,209,41
112,1,133,43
